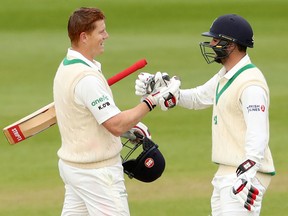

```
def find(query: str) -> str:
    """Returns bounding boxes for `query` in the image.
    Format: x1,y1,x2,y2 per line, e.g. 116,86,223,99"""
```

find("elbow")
108,127,123,137
102,113,128,137
102,121,124,137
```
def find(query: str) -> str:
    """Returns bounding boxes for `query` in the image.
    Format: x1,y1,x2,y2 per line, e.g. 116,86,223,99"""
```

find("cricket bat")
3,59,148,145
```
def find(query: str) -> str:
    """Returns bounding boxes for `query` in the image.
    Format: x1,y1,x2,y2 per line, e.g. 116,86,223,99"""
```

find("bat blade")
3,59,147,145
3,103,56,144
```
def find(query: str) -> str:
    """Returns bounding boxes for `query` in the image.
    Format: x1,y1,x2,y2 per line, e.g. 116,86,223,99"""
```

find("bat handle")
107,59,147,86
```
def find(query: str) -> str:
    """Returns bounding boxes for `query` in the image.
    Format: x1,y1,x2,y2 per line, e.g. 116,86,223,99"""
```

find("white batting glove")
232,159,262,212
121,122,151,144
149,72,170,93
143,76,181,111
135,72,154,96
135,72,170,96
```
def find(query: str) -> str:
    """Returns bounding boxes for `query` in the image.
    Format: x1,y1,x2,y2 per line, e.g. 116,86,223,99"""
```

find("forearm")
178,88,213,109
178,74,217,109
102,102,150,137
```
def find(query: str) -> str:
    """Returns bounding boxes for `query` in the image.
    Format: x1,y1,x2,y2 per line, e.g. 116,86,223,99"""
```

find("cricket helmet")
122,136,165,183
200,14,254,63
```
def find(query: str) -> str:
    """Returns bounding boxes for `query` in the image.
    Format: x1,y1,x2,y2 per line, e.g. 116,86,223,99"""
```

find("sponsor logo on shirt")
91,95,111,110
214,115,218,125
98,102,110,110
91,95,109,106
246,104,265,113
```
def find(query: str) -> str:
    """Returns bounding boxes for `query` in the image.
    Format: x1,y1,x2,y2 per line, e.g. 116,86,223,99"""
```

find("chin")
100,47,105,53
95,50,104,57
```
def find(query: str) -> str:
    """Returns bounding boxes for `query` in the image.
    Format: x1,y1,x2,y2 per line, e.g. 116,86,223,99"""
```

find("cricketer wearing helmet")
135,14,275,216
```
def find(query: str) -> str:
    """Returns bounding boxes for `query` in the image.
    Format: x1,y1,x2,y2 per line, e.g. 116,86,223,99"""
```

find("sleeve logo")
91,95,111,110
91,95,109,106
246,104,266,113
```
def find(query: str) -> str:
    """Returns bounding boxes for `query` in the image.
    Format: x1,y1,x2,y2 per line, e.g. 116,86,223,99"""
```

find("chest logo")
214,115,218,125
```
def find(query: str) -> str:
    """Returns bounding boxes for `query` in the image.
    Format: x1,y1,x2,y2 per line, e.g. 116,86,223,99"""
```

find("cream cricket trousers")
58,159,130,216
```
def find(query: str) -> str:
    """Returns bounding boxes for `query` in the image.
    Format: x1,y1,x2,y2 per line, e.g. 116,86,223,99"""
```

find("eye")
210,38,219,46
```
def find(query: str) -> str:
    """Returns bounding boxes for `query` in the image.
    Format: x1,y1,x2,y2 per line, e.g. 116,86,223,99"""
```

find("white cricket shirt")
66,49,121,125
178,55,269,164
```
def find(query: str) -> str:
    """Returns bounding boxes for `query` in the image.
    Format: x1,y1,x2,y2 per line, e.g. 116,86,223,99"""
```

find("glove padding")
121,122,151,144
143,76,180,111
135,72,170,96
232,159,262,212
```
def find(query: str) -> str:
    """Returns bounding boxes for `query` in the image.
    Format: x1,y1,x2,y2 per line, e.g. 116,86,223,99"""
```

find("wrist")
236,159,260,181
245,155,262,166
143,97,156,111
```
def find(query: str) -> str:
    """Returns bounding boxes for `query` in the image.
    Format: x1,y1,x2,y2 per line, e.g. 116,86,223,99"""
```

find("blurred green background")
0,0,287,215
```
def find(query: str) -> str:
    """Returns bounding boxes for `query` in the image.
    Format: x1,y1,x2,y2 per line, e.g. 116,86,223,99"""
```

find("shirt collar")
218,54,252,79
67,48,102,71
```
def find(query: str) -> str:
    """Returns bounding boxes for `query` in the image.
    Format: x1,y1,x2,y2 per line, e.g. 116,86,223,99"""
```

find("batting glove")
143,76,181,111
135,72,154,96
232,159,263,212
135,72,170,96
121,122,152,144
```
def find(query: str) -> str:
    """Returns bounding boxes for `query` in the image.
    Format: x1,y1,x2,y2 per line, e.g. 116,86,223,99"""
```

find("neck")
223,52,246,72
71,46,93,62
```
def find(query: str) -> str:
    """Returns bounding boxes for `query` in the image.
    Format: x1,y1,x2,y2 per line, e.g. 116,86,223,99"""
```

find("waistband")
60,154,121,169
215,164,272,189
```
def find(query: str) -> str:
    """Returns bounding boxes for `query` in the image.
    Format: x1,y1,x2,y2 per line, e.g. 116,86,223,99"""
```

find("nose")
104,31,109,40
210,41,216,46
